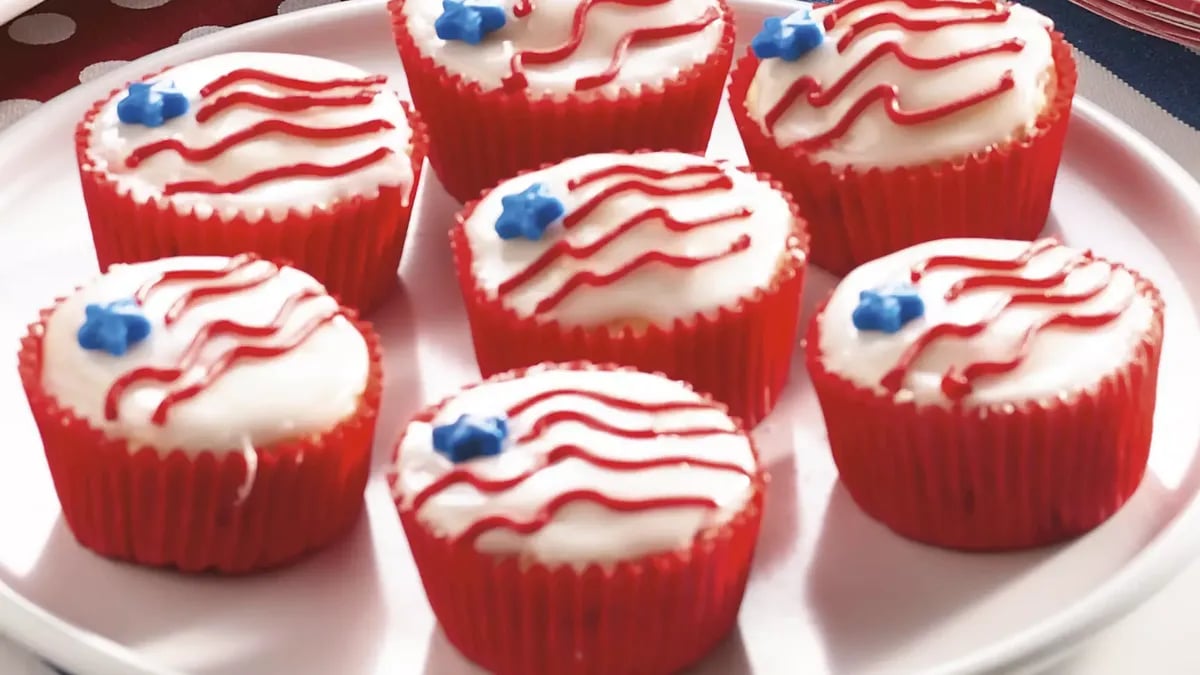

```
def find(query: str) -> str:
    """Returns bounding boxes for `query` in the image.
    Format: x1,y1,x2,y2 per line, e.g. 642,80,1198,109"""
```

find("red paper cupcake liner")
804,269,1165,550
386,0,735,203
449,159,810,429
388,361,767,675
16,300,383,574
729,32,1078,276
75,80,429,315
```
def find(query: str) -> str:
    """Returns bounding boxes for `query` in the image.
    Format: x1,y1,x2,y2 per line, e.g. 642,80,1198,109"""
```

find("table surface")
1,0,1198,673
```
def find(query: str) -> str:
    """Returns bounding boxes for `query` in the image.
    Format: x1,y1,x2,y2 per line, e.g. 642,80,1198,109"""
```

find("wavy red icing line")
833,9,1010,52
504,0,717,91
134,254,259,306
763,39,1024,132
499,207,752,295
105,286,338,423
505,387,718,417
199,69,387,97
456,490,721,545
564,175,734,226
513,0,534,17
516,408,737,443
566,164,725,192
411,444,751,512
125,119,395,168
881,244,1130,399
783,72,1016,151
529,235,751,313
162,147,393,195
194,90,378,123
944,255,1093,301
910,238,1060,281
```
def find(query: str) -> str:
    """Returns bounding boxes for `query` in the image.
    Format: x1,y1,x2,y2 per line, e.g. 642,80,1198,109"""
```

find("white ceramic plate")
2,1,1200,674
0,0,42,26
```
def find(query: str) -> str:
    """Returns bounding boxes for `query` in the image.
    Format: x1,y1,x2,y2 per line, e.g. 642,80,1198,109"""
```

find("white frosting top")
462,151,798,327
41,256,371,453
83,52,416,219
746,0,1056,168
393,365,758,564
400,0,725,96
817,238,1157,407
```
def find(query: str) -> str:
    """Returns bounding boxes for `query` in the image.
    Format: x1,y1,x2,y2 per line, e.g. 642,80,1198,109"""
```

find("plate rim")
1,1,1200,674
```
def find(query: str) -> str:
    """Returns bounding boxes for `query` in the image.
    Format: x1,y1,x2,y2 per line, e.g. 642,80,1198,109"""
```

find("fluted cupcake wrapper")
729,32,1078,276
804,271,1165,550
389,361,767,675
17,301,383,574
75,80,428,315
386,0,735,204
448,158,809,429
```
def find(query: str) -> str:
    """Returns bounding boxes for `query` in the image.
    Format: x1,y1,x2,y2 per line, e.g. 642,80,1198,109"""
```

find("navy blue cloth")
1022,0,1200,129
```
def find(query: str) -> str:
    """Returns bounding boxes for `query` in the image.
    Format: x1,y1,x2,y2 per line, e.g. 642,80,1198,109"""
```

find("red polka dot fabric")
0,0,345,130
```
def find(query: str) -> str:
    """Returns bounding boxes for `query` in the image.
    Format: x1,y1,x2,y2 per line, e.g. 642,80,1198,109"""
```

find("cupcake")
806,238,1164,550
390,362,766,674
76,51,428,313
386,0,734,203
729,0,1077,275
16,255,382,573
450,150,809,428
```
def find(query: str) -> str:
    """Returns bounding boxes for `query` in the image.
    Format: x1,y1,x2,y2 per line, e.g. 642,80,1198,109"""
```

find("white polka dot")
179,25,225,43
109,0,172,8
277,0,341,14
79,60,131,84
7,13,76,45
0,99,41,132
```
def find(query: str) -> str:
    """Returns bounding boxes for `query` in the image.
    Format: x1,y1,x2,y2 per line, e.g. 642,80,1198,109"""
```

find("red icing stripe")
763,39,1025,133
504,0,719,91
516,408,736,443
832,6,1011,52
566,163,725,192
911,238,1060,281
783,72,1016,152
410,444,751,512
134,254,258,305
456,490,721,545
513,0,535,17
161,265,279,325
879,243,1131,400
199,69,387,97
530,235,751,314
125,119,396,168
162,147,394,196
564,175,734,226
194,90,379,123
575,8,720,91
497,207,751,295
505,387,718,417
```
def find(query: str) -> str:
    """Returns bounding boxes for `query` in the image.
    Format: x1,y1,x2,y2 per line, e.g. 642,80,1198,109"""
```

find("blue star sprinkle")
751,6,825,62
852,284,925,334
494,182,565,241
116,81,190,127
432,414,510,463
435,0,507,45
76,299,152,356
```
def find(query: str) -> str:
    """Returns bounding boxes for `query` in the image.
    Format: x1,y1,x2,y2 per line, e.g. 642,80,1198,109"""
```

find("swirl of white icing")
83,52,416,219
816,238,1157,406
393,364,758,564
41,256,370,453
461,151,798,327
399,0,726,96
746,0,1057,168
